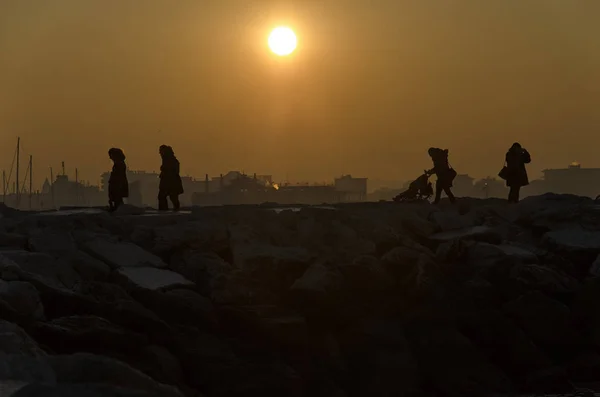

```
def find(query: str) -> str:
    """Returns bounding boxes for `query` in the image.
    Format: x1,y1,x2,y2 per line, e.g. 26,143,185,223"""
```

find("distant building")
334,175,367,202
538,162,600,198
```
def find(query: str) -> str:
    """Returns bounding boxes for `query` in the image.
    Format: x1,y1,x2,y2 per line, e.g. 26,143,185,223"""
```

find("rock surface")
0,193,598,396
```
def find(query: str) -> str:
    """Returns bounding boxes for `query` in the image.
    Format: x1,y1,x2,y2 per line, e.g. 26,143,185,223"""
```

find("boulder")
60,251,110,281
503,291,580,358
232,243,314,292
0,354,55,384
27,228,77,255
400,213,437,239
339,319,422,397
44,353,184,397
112,267,194,292
509,264,580,295
0,280,44,321
30,316,149,354
428,226,502,245
404,320,513,396
113,204,146,216
429,210,472,232
289,262,345,316
338,255,393,295
543,229,600,253
467,243,538,267
381,247,440,297
590,254,600,277
152,221,229,256
169,250,233,296
132,288,216,327
138,345,184,387
83,240,166,269
572,277,600,349
458,310,552,387
0,232,27,249
11,383,170,397
0,251,81,294
0,321,46,357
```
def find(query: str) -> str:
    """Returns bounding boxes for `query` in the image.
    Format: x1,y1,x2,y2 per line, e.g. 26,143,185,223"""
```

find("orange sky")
1,0,599,189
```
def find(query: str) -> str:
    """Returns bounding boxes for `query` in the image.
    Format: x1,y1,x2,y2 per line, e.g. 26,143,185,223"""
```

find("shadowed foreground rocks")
1,194,600,396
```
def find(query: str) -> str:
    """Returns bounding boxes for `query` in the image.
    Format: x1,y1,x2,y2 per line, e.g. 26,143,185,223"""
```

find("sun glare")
268,27,297,56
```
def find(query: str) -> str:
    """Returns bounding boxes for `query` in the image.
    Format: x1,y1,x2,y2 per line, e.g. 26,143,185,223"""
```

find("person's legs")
514,186,521,203
508,186,519,203
444,187,456,203
158,190,169,211
170,194,180,211
114,197,124,210
433,183,443,204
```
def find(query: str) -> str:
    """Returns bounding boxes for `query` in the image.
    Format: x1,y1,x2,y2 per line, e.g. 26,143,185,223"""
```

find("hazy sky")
1,0,599,189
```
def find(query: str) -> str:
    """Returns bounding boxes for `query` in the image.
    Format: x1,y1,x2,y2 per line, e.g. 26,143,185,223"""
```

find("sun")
268,27,297,56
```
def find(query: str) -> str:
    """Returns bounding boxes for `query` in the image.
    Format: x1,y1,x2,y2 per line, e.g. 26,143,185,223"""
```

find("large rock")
509,263,580,295
503,291,580,359
30,316,149,354
467,243,538,267
11,383,169,397
112,267,194,292
83,240,167,269
289,262,345,316
152,221,229,256
0,232,27,249
0,280,44,321
169,250,233,297
428,226,502,245
572,277,600,349
429,210,472,232
458,310,554,389
132,288,216,327
405,319,513,396
45,353,184,397
0,321,46,356
232,243,314,292
339,319,422,397
0,251,81,294
0,354,55,384
27,228,77,255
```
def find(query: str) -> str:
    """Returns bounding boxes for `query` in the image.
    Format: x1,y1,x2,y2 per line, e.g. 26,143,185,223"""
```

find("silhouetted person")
108,148,128,212
505,142,531,203
158,145,184,211
426,147,457,205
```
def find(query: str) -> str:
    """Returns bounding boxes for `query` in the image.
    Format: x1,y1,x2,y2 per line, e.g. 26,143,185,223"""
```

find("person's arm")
522,150,531,164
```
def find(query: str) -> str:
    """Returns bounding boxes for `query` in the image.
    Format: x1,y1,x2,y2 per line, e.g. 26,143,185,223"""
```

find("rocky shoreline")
1,194,600,396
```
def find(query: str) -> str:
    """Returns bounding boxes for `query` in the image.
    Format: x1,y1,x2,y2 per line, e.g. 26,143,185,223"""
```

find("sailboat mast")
50,167,55,209
75,168,79,205
2,170,5,202
15,137,20,208
29,155,33,209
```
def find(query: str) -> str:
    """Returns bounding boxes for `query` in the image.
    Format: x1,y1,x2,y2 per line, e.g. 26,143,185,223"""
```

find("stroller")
393,171,434,202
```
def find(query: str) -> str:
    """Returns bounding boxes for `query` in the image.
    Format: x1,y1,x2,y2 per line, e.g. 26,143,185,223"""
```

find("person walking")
426,147,457,205
108,148,129,212
502,142,531,203
158,145,184,211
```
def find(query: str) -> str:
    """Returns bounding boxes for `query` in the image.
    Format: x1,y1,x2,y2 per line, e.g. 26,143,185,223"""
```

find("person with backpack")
426,147,457,204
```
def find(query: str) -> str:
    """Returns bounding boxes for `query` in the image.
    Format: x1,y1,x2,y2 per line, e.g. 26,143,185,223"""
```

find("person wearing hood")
108,148,129,212
158,145,184,211
426,147,457,205
503,142,531,203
